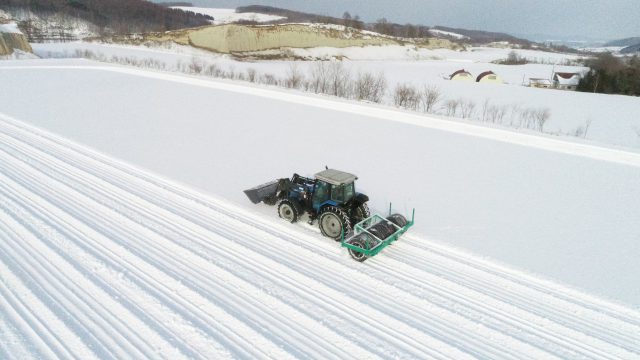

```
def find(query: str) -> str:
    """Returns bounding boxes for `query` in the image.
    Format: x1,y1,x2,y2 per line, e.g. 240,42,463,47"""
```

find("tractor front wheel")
319,206,352,240
278,199,301,223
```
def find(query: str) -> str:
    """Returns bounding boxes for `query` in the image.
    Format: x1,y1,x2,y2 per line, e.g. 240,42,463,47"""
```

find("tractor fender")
318,200,339,213
353,193,369,206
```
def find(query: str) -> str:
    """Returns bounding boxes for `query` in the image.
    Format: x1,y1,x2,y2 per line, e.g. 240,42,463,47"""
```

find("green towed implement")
342,205,415,262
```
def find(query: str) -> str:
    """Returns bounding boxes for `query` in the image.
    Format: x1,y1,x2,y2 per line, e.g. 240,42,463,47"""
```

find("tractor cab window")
332,183,354,203
313,181,330,205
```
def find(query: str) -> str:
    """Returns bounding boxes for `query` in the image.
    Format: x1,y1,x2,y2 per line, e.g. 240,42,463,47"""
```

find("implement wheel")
319,206,352,240
278,199,300,223
348,239,369,262
347,233,375,262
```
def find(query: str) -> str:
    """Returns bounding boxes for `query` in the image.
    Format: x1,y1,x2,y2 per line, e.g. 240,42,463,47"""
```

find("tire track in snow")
0,197,188,360
387,239,640,352
0,228,96,360
0,173,306,359
401,234,640,326
0,188,230,360
0,114,562,359
0,140,380,358
0,113,639,359
0,133,457,359
0,140,497,359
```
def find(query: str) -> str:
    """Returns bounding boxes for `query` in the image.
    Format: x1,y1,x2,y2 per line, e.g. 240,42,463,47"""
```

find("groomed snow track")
0,115,639,359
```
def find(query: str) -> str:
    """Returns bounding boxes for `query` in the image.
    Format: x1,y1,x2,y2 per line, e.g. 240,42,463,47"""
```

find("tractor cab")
311,169,358,212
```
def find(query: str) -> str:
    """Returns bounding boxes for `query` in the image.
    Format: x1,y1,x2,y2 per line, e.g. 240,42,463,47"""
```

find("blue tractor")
244,168,371,239
244,168,414,261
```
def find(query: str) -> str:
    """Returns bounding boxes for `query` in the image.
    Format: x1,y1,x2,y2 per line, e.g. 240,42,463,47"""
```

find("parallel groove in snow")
0,140,479,359
0,127,446,359
0,115,639,359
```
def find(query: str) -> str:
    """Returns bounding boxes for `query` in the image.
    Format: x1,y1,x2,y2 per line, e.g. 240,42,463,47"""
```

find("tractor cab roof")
314,169,357,186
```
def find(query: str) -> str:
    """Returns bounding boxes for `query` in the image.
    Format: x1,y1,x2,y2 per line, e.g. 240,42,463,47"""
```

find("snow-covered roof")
476,71,496,82
554,72,580,86
450,69,472,79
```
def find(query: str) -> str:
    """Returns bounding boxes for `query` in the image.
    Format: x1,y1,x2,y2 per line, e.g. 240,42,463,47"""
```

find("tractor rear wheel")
319,206,352,240
278,199,301,223
351,203,371,226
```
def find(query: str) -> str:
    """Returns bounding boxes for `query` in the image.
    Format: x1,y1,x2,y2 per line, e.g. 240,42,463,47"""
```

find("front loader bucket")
342,207,415,261
243,180,279,204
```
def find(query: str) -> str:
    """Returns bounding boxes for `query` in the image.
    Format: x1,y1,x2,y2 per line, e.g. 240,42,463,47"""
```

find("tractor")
244,168,414,261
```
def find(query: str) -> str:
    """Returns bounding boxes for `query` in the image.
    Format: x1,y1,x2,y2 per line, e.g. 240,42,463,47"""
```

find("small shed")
553,72,581,90
449,69,474,81
529,78,552,88
476,71,503,84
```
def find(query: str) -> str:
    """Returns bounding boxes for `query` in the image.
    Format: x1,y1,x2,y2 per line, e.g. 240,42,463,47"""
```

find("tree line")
578,53,640,96
0,0,212,35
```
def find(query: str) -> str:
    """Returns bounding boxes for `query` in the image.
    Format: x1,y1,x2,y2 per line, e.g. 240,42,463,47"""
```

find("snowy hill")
0,20,33,57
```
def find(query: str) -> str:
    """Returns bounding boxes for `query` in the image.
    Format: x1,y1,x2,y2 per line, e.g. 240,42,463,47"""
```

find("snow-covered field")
1,60,640,305
30,41,640,150
0,61,639,358
171,7,286,25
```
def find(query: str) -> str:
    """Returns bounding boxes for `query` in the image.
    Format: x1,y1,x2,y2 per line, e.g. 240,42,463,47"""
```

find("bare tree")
534,108,551,132
573,118,593,138
204,64,221,77
342,11,352,27
309,61,330,94
261,73,278,86
328,62,352,97
421,85,441,113
393,83,420,110
354,71,387,103
459,99,476,119
246,68,257,83
188,57,203,74
489,104,507,124
443,99,460,117
285,63,304,89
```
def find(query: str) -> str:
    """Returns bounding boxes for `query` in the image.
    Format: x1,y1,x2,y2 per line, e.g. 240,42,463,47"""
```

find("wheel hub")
321,213,342,238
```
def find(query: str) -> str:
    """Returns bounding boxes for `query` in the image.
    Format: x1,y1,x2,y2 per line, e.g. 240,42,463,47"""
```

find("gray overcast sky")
161,0,640,40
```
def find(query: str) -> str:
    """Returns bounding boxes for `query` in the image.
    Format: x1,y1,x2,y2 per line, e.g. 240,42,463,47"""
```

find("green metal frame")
341,205,415,258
